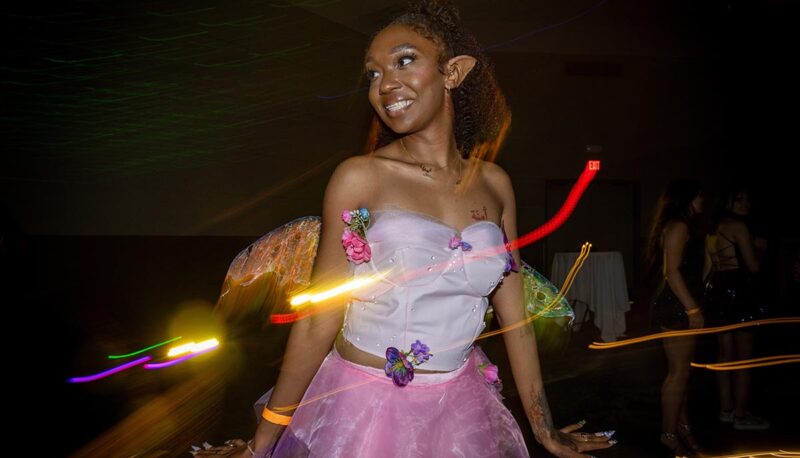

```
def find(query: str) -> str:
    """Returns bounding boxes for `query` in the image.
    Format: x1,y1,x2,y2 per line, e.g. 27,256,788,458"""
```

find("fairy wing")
484,261,574,324
214,216,321,321
521,261,575,322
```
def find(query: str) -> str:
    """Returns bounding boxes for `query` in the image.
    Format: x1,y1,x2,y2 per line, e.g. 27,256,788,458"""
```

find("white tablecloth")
551,251,630,342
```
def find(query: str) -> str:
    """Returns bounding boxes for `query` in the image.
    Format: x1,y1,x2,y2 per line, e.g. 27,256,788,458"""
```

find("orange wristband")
686,307,701,316
262,407,292,426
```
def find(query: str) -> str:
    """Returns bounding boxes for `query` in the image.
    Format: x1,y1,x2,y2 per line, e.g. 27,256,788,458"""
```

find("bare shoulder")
326,155,379,204
332,155,376,179
329,155,379,186
664,219,689,240
718,218,749,238
478,159,513,196
727,219,752,240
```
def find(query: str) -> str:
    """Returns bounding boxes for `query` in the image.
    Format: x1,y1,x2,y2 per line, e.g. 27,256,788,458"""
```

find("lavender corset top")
342,209,509,371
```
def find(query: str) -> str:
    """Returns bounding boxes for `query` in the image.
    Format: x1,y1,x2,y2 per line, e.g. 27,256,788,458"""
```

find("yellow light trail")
167,338,220,357
289,272,388,307
702,450,800,458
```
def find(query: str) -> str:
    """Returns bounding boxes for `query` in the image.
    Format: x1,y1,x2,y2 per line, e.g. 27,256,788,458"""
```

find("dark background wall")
3,0,796,280
0,0,765,234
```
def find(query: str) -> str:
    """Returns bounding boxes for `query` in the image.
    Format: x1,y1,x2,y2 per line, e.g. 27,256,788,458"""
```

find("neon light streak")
144,347,217,370
190,338,220,353
272,162,598,324
167,342,196,357
167,338,220,357
691,354,800,371
588,317,800,349
509,161,599,251
474,243,591,342
67,356,151,383
289,275,380,307
107,336,183,359
273,378,377,412
270,309,312,324
702,450,800,458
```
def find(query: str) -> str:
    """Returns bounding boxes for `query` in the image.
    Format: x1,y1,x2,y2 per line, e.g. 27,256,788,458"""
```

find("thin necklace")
399,138,462,185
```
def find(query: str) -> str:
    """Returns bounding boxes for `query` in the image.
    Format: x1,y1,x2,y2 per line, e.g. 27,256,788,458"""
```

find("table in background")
551,251,630,342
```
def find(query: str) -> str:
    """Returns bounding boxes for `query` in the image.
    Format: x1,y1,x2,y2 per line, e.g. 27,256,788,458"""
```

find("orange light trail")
588,317,800,349
271,378,377,413
691,354,800,371
473,242,590,342
702,450,800,458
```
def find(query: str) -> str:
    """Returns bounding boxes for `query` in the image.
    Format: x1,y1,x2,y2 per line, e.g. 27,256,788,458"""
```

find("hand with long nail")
192,439,254,457
546,420,617,457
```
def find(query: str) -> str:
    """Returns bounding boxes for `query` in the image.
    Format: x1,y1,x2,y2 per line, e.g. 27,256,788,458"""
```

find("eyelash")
397,53,416,66
365,53,417,81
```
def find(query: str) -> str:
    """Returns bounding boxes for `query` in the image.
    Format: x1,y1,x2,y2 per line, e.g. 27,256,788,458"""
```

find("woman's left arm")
490,167,612,457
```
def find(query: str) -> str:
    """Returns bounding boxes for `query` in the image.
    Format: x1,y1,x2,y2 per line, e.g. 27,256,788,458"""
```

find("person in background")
646,180,706,456
705,186,769,431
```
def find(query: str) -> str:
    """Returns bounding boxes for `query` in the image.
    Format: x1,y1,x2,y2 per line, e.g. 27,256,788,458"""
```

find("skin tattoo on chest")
470,205,488,221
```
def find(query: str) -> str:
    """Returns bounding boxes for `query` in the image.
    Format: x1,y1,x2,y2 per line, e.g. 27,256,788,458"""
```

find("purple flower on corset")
410,339,431,363
502,226,518,273
385,347,414,387
384,340,433,387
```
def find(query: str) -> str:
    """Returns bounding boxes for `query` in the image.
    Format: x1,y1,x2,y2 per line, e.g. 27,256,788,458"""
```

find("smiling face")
729,191,751,216
364,24,449,135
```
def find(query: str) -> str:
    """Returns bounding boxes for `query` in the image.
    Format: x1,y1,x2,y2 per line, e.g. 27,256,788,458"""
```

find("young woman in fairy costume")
199,2,614,456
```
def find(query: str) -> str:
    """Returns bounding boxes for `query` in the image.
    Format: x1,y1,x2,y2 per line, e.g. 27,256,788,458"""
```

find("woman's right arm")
663,221,704,329
250,157,374,455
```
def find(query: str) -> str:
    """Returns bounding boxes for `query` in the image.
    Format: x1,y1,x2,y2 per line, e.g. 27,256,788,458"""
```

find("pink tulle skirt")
254,347,530,457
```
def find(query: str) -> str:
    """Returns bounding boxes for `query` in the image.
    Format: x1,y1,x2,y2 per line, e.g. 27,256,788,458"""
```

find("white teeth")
385,100,413,112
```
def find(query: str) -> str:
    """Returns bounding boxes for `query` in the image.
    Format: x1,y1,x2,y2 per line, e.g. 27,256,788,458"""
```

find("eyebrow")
364,43,418,64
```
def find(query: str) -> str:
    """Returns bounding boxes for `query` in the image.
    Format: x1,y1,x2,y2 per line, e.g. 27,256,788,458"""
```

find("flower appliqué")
478,363,503,390
501,224,518,274
341,208,371,264
384,339,433,387
448,235,472,251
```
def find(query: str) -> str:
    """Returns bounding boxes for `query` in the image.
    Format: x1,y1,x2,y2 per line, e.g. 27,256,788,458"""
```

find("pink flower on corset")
342,229,371,264
449,235,462,249
449,234,472,251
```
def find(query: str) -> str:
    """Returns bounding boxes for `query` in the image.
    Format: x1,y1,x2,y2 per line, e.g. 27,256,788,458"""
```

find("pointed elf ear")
444,55,477,90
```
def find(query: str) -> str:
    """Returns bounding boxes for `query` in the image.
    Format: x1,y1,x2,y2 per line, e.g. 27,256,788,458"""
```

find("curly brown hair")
364,0,511,163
